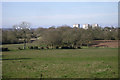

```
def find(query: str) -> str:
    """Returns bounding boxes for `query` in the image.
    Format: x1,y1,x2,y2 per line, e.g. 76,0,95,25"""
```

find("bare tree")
13,21,31,49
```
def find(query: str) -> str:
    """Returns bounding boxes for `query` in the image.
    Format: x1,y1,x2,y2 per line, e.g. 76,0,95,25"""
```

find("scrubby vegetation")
1,24,119,49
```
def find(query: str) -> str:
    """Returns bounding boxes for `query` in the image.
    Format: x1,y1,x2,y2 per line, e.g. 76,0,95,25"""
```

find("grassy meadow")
2,44,118,78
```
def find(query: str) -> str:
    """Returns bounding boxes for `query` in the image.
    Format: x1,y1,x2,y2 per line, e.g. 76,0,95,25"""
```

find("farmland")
2,44,118,78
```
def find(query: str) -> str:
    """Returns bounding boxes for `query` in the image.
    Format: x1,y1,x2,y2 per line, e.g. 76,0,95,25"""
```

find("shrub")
18,47,23,50
61,46,69,49
28,46,34,49
41,47,44,49
61,46,76,49
77,46,82,49
69,46,75,49
34,46,38,49
2,47,9,51
56,46,59,49
46,46,49,49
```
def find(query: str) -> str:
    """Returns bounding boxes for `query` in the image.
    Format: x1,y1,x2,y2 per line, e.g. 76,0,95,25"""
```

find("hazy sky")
2,2,118,28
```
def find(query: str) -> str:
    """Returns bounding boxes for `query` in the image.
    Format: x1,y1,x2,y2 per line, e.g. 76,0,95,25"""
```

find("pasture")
2,44,118,78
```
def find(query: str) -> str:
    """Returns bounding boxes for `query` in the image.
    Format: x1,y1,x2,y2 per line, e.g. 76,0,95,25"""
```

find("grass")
2,44,118,78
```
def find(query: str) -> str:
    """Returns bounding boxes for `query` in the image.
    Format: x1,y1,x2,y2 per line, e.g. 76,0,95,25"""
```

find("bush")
18,47,23,50
34,46,38,49
61,46,76,49
28,46,34,49
2,47,9,51
77,46,82,49
69,46,75,49
41,47,44,49
82,44,87,46
61,46,68,49
46,46,49,49
56,46,59,49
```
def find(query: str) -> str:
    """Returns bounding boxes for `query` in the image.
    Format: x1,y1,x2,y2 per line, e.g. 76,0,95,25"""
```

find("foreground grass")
2,45,118,78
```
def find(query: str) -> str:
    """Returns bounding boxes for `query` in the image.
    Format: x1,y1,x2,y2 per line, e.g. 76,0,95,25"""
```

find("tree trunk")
23,39,26,49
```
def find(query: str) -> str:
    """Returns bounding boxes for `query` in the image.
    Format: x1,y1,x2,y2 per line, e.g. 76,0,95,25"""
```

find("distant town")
1,23,118,30
73,24,99,29
72,23,118,30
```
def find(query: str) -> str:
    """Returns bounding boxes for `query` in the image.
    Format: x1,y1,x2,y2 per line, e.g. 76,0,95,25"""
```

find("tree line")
2,25,119,48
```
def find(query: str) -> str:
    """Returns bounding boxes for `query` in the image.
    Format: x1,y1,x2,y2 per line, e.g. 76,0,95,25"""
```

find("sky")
2,2,118,28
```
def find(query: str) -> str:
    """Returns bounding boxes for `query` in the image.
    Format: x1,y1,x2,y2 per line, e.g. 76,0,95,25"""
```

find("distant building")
82,24,90,29
73,24,80,28
92,24,99,29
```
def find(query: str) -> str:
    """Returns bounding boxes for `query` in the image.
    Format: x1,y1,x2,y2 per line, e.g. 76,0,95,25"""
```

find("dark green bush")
2,47,9,51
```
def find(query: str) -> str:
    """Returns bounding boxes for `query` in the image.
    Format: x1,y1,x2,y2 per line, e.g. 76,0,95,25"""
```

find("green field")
2,44,118,78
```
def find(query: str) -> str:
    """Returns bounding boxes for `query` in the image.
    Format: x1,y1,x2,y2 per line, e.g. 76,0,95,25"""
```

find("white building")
73,24,80,28
92,24,99,29
82,24,90,29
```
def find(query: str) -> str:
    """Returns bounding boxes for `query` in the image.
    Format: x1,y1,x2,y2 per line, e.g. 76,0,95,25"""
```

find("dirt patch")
91,40,118,48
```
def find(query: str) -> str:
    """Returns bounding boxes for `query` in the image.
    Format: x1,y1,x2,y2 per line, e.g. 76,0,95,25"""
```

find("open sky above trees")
2,2,118,28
